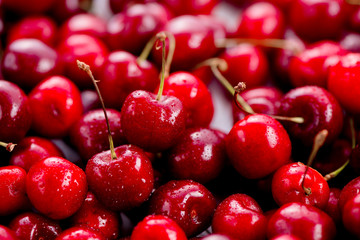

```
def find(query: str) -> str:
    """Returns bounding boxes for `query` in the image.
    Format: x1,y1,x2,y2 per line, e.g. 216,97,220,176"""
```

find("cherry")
161,0,218,16
55,227,105,240
130,215,187,240
200,234,238,240
278,86,343,146
339,176,360,210
6,16,57,46
0,80,32,143
328,53,360,114
324,188,342,223
212,193,267,240
270,235,301,240
149,179,216,236
348,6,360,32
0,166,28,216
342,193,360,238
9,136,63,172
0,225,17,240
28,75,83,138
70,191,120,240
1,38,62,90
267,202,336,240
109,0,128,13
225,114,291,179
26,157,87,220
2,0,55,15
49,0,86,22
57,34,108,89
339,32,360,53
167,127,226,183
9,212,62,240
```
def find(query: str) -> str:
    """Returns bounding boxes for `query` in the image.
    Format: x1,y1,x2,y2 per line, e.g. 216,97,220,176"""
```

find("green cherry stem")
0,141,16,152
77,60,117,160
156,32,167,101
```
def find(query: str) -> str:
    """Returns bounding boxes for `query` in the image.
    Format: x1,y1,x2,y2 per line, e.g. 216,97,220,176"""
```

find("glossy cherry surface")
212,194,267,240
50,0,86,22
324,188,341,223
149,179,216,236
342,193,360,238
339,176,360,210
0,225,17,240
26,157,88,220
163,0,217,15
270,235,301,240
2,0,55,14
200,234,238,240
55,227,105,240
225,114,291,179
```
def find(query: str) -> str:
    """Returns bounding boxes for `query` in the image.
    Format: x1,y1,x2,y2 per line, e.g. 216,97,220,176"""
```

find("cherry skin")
0,166,28,216
0,80,32,143
70,109,126,161
267,202,336,240
57,34,109,89
200,234,238,240
10,136,63,172
339,32,360,53
86,145,154,211
161,0,217,16
26,156,88,220
212,194,267,240
149,179,216,237
271,162,330,210
324,188,341,224
2,0,55,15
1,38,62,90
270,235,301,240
0,225,17,240
225,114,291,179
278,86,343,146
70,191,120,240
49,0,86,22
328,53,360,114
98,51,159,110
109,0,128,13
9,212,62,240
130,215,187,240
121,90,186,153
167,127,226,183
55,227,105,240
339,176,360,211
28,75,83,138
158,71,214,128
342,193,360,238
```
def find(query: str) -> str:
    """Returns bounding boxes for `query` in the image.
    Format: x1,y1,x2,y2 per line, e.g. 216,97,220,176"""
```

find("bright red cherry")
212,194,267,240
270,235,301,240
9,212,62,240
1,38,62,89
0,225,17,240
226,114,291,179
10,136,63,172
324,188,341,223
131,215,187,240
2,0,55,14
161,0,217,16
342,193,360,238
149,180,216,236
267,202,336,240
26,157,88,220
86,145,154,211
0,166,28,216
339,176,360,210
55,227,105,240
0,80,32,143
28,75,83,138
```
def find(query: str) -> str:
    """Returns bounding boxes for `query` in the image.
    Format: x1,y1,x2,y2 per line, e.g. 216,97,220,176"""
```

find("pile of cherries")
2,0,360,239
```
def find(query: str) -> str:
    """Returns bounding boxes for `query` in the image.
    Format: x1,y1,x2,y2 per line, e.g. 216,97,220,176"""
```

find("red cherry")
271,162,330,209
26,157,88,220
130,215,187,240
348,6,360,32
9,212,62,240
57,34,108,89
200,234,238,240
161,0,218,15
342,193,360,238
1,38,62,89
149,179,216,236
324,188,341,223
55,227,105,240
0,80,32,143
86,145,154,211
49,0,86,22
225,114,291,179
212,193,267,240
109,0,128,13
28,75,83,138
339,32,360,53
2,0,55,15
9,136,63,172
0,166,28,216
0,225,17,240
270,235,301,240
267,202,336,240
339,176,360,210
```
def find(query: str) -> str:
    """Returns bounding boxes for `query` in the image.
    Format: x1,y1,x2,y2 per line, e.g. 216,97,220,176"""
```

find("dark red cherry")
0,225,17,240
339,32,360,53
212,194,267,240
98,51,159,109
167,127,226,183
158,71,214,128
267,202,336,240
348,6,360,32
49,0,86,22
9,212,62,240
71,191,120,240
109,0,128,13
10,136,63,172
226,114,291,179
0,166,28,216
324,188,341,223
86,145,154,211
278,86,343,146
350,144,360,174
121,90,186,153
342,193,360,238
339,176,360,210
7,16,57,46
271,162,330,209
149,179,216,236
131,215,187,240
56,227,105,240
57,34,108,89
2,0,55,15
0,80,32,143
1,38,62,89
28,76,83,138
162,0,217,15
26,157,88,220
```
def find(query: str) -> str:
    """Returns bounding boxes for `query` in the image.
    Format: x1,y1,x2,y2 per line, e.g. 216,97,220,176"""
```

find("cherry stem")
301,129,329,195
156,32,167,101
77,60,117,160
0,141,16,152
